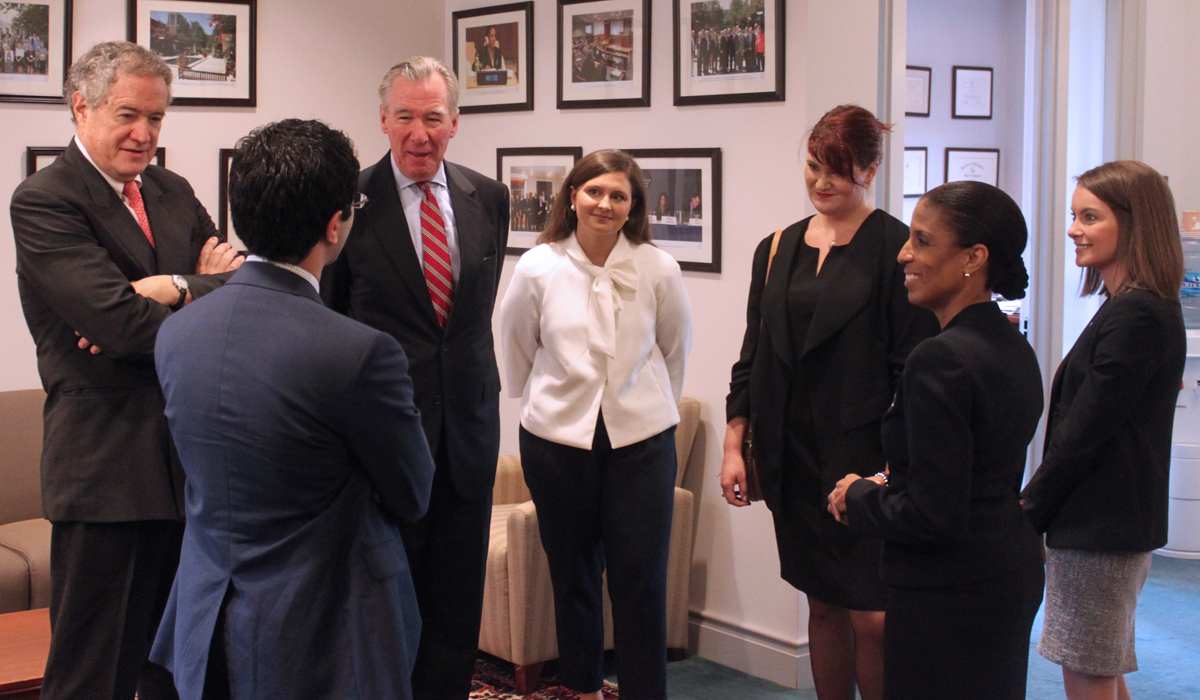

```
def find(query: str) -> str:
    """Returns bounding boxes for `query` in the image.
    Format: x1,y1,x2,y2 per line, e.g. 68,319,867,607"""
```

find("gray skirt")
1038,547,1152,676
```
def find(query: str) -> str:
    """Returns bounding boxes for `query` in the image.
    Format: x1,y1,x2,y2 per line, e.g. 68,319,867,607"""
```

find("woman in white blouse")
500,149,692,700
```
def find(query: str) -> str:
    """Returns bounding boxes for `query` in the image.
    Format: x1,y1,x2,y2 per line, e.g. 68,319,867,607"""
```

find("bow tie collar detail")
565,235,639,358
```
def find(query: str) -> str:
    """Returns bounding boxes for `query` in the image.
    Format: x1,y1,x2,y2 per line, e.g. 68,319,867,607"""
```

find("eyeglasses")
350,192,369,210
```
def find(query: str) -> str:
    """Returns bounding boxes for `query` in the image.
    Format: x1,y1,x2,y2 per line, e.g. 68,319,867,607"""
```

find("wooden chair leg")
668,647,687,662
514,661,545,695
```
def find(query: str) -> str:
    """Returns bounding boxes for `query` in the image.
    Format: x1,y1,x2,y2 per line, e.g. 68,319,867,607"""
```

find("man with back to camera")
321,56,509,700
9,40,241,700
150,118,436,700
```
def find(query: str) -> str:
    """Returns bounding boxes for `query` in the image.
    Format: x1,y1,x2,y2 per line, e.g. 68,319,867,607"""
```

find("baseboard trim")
687,611,814,689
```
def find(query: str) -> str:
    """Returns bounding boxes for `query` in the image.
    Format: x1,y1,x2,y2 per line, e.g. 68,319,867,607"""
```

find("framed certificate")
903,147,927,197
952,65,992,119
905,66,930,117
944,148,999,187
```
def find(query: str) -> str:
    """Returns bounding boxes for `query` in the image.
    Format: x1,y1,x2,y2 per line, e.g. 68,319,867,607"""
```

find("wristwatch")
169,275,189,311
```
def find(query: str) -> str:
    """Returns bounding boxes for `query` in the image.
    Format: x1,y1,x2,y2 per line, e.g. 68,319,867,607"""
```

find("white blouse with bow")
500,232,693,450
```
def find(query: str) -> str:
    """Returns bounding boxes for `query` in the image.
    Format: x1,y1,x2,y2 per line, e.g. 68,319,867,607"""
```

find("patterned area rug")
471,656,619,699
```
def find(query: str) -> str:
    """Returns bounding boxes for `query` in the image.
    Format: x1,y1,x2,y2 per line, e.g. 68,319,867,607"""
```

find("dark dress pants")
397,440,492,700
519,415,676,700
43,520,184,700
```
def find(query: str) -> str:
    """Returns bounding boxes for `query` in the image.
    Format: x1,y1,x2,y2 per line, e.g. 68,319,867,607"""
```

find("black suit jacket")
10,139,226,522
322,154,509,500
1022,290,1185,551
847,302,1045,587
726,211,938,512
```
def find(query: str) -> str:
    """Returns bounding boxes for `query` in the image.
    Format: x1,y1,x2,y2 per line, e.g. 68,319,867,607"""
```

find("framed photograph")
26,145,164,178
944,148,999,187
217,147,246,249
452,2,533,114
903,147,927,197
496,147,583,255
0,0,72,104
951,65,992,119
673,0,784,106
625,148,721,273
905,65,930,117
127,0,256,107
557,0,650,109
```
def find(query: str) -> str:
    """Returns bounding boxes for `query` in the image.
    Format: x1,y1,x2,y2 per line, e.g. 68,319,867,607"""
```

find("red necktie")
419,183,454,326
122,180,154,248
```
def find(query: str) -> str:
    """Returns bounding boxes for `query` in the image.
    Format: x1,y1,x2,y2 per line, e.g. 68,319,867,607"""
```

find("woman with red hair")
721,105,937,700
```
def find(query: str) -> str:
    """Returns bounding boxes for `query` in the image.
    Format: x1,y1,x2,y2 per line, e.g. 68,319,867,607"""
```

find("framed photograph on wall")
905,65,930,117
452,2,533,114
26,145,164,178
944,147,999,187
951,65,992,119
625,147,721,273
217,147,246,249
497,146,583,255
903,147,927,197
0,0,72,104
557,0,650,109
127,0,256,107
673,0,783,106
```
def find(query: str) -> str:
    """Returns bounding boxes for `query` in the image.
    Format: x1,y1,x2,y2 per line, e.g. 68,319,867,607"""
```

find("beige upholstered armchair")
478,397,701,694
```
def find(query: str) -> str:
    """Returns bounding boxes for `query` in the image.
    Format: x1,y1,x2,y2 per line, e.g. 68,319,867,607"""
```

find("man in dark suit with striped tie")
321,56,509,700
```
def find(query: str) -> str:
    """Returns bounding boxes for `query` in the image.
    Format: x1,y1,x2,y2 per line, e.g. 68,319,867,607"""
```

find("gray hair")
64,41,173,122
377,56,459,116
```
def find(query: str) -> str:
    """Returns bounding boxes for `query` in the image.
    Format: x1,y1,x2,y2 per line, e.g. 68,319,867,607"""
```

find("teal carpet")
660,554,1200,699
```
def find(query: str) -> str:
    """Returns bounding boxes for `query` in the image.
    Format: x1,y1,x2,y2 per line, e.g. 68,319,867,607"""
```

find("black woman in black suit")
1022,161,1185,700
829,181,1046,700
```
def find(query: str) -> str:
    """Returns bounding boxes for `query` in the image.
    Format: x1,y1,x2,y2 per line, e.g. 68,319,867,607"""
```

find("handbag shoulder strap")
765,229,783,284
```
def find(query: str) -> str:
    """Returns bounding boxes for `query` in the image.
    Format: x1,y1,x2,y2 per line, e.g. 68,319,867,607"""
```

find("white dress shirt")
500,233,693,450
389,156,461,281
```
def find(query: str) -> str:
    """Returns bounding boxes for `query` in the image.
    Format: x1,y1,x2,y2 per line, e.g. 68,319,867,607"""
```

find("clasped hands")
76,237,243,354
827,468,888,525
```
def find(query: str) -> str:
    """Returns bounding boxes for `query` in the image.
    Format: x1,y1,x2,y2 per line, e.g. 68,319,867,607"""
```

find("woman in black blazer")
721,105,937,700
828,181,1045,700
1021,161,1185,700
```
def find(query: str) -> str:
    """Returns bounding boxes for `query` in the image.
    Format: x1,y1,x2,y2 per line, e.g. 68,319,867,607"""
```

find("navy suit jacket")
322,155,509,499
11,139,226,522
150,262,435,699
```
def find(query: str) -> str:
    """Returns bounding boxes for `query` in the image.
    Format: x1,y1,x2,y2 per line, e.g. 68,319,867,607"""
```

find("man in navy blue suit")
150,119,435,699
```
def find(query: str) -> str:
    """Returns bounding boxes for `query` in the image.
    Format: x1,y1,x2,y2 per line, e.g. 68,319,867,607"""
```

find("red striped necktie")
419,183,454,326
122,180,154,247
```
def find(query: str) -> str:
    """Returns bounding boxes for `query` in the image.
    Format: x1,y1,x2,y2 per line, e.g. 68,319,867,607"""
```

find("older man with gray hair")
10,40,239,700
322,56,509,700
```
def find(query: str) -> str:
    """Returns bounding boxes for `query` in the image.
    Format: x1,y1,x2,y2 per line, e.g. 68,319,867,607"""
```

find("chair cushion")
0,518,52,613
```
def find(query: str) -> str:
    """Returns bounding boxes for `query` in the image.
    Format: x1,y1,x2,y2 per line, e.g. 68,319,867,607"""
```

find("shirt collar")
74,135,141,196
245,255,320,293
390,155,447,192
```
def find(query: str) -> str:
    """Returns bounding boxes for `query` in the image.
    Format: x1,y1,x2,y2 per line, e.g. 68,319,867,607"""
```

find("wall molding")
687,610,814,689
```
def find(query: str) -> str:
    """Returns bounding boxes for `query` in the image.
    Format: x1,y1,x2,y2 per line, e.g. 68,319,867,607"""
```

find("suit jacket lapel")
64,142,158,276
140,172,189,276
444,161,487,331
362,153,439,326
803,211,880,355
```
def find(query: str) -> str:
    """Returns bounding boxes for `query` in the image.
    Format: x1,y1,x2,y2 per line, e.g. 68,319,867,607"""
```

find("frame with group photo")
557,0,651,109
0,0,72,104
672,0,783,106
496,146,583,255
127,0,256,107
26,145,165,178
452,2,533,114
626,147,721,273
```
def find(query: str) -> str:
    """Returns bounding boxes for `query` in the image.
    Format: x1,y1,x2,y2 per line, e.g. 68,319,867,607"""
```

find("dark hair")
538,149,651,245
229,119,359,263
1075,161,1183,300
921,181,1030,300
805,105,892,186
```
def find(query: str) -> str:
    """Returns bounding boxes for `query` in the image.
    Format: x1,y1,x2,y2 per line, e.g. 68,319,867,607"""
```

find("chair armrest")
494,455,532,505
666,487,695,649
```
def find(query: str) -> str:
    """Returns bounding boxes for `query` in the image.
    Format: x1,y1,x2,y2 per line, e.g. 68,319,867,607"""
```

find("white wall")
905,0,1026,204
1142,0,1200,219
446,0,887,688
0,0,444,391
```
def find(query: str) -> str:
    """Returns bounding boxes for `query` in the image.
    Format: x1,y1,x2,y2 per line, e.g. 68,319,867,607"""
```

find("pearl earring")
570,204,575,211
964,272,971,278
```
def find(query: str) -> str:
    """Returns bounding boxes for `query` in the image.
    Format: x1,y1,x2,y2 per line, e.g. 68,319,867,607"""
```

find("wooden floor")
0,608,49,700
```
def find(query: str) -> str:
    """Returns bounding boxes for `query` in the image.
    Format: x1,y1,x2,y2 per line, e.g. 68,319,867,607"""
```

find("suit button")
442,344,450,353
433,394,442,405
